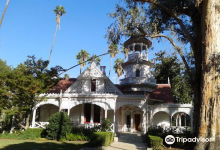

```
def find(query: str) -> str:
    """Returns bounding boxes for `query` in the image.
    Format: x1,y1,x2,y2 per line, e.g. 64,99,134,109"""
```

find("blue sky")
0,0,174,83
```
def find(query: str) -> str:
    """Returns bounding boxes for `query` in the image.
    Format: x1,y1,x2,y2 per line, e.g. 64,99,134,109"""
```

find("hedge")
66,133,89,141
147,134,163,150
90,132,114,147
0,128,44,140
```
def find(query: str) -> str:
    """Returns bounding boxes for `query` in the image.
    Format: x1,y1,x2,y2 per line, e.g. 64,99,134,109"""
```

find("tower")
120,36,157,93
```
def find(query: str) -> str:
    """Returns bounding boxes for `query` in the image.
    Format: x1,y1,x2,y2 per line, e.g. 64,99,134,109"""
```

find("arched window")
91,79,96,92
136,69,140,77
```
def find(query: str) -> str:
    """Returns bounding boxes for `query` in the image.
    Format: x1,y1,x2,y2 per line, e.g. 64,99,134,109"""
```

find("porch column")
90,104,94,123
81,104,84,124
146,110,148,132
143,110,147,134
150,110,153,126
113,109,116,135
31,107,37,128
67,108,70,116
121,107,125,132
190,112,193,131
176,115,178,126
105,108,107,119
100,108,103,122
170,115,172,127
179,115,181,126
131,111,134,132
185,114,186,126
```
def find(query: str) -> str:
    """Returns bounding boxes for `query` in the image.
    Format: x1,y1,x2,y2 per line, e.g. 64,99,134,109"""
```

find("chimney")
100,66,106,74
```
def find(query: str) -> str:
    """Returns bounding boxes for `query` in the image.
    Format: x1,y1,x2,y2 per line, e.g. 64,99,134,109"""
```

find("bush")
0,128,44,140
46,112,72,141
100,118,112,131
148,135,163,150
90,132,114,147
66,133,89,141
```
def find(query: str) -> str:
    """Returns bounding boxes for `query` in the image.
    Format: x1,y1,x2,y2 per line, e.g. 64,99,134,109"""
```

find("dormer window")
91,79,96,92
136,69,140,77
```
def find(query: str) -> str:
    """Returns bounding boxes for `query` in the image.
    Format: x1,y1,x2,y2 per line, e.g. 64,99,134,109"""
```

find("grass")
0,139,90,150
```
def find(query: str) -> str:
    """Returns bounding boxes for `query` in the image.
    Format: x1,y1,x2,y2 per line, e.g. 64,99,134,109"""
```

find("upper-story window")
136,69,140,77
91,79,96,92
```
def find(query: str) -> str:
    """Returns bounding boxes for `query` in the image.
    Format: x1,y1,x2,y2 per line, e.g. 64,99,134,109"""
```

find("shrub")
148,135,163,150
90,132,114,147
100,118,112,131
46,112,72,140
0,128,44,140
66,133,89,141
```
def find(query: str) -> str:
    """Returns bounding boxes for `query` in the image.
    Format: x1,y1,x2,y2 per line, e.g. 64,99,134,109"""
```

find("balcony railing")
128,53,148,61
120,77,156,85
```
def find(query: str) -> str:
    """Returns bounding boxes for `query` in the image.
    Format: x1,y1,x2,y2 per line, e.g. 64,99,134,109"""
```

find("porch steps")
118,132,143,143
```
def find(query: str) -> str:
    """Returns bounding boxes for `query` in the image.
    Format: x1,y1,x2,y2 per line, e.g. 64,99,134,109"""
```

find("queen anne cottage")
31,36,193,135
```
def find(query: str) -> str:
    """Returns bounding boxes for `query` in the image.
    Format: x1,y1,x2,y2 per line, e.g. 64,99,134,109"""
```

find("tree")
108,43,119,77
108,0,220,149
47,5,66,67
0,0,10,28
153,51,192,104
76,49,90,74
0,56,61,129
88,54,101,66
113,58,124,83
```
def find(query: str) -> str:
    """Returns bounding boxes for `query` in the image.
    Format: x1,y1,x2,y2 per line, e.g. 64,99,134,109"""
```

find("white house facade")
31,36,193,135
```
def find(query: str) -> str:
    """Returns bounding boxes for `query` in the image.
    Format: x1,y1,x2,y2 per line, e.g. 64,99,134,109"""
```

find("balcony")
128,53,148,61
120,77,156,85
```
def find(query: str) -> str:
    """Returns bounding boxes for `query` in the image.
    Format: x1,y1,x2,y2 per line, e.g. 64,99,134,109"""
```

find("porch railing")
149,125,191,134
34,122,49,129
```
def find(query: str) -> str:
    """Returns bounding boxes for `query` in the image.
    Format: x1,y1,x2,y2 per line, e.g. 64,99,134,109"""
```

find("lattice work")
67,80,82,93
104,81,120,94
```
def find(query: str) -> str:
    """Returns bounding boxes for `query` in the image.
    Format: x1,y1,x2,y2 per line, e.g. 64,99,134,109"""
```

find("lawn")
0,139,90,150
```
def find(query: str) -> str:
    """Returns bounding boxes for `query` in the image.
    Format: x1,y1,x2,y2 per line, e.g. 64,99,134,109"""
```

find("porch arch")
152,111,170,127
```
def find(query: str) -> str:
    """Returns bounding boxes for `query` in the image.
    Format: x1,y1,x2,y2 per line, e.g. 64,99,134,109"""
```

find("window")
91,79,96,92
136,69,140,77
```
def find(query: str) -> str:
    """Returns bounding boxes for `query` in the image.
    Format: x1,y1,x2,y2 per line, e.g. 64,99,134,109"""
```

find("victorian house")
31,36,193,135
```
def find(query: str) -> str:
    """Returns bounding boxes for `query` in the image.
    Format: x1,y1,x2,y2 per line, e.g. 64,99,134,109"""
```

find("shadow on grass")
0,140,92,150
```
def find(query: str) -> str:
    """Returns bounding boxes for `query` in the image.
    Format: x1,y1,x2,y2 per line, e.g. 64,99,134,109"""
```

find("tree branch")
134,0,195,52
147,34,192,78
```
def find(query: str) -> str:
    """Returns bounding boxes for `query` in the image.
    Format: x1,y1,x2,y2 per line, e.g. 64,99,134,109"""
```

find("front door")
135,114,141,131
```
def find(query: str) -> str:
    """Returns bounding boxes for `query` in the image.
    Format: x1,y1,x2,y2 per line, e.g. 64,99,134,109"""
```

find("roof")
48,78,174,104
147,84,174,103
124,36,152,49
48,78,77,93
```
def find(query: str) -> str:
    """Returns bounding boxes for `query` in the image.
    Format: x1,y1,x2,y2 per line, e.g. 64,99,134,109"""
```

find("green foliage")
88,55,101,66
147,135,163,150
90,132,114,147
0,56,61,128
76,49,90,69
46,112,72,141
66,133,89,141
108,43,119,58
100,118,112,132
54,5,66,16
0,128,44,140
114,58,124,77
153,51,193,104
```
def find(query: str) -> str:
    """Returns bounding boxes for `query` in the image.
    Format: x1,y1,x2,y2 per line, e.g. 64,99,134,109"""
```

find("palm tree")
0,0,10,28
108,43,119,77
88,55,101,66
121,47,129,59
76,49,90,74
47,5,66,67
114,58,124,83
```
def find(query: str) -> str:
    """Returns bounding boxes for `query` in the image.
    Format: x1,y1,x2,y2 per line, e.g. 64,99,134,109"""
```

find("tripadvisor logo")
165,135,175,145
165,135,214,145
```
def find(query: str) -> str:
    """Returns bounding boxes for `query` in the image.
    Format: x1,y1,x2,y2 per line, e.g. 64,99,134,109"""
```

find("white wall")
39,104,59,122
107,110,114,123
153,112,170,127
70,105,81,124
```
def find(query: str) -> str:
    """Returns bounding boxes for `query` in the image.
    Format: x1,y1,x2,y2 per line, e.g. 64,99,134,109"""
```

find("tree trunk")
25,113,31,129
195,1,220,149
0,0,10,28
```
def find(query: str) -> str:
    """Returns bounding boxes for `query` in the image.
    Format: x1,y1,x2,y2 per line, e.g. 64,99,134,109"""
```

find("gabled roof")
65,62,123,95
48,78,76,93
147,84,174,103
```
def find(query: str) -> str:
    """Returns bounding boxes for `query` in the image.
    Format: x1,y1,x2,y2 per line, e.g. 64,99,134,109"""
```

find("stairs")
118,132,143,143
